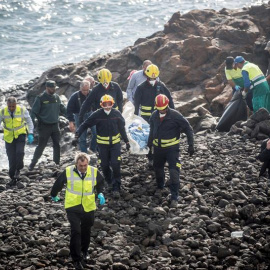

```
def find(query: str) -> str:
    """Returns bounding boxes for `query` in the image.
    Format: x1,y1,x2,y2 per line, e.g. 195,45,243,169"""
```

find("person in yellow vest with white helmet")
50,152,105,269
234,56,270,113
0,96,34,186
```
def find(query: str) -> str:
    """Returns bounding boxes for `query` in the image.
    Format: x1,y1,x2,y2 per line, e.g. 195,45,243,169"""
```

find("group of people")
225,42,270,114
3,49,270,268
0,61,195,269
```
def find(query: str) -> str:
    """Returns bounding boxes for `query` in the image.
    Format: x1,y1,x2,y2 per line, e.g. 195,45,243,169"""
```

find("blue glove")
234,85,241,91
51,196,60,202
27,134,34,144
98,193,105,205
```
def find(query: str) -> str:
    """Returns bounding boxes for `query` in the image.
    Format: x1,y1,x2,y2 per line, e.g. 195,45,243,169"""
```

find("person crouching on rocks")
75,94,130,199
148,94,194,208
50,152,105,269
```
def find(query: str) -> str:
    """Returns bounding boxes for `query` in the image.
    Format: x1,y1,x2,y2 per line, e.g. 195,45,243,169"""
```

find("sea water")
0,0,268,90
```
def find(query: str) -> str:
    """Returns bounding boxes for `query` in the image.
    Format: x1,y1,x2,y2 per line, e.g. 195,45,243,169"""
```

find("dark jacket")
31,91,66,124
66,91,91,122
148,108,194,149
51,166,104,212
77,108,129,145
79,82,123,124
134,80,174,122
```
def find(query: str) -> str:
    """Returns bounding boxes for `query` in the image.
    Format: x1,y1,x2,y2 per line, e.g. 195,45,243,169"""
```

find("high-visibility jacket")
1,105,27,143
134,80,174,122
77,108,129,146
225,67,244,88
65,165,97,212
242,62,268,91
148,108,194,149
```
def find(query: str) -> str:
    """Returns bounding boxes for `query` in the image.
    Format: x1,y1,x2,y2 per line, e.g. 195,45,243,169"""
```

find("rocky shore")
0,3,270,270
0,131,270,269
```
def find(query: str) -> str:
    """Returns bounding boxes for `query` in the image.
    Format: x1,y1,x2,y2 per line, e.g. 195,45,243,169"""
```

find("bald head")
142,60,152,71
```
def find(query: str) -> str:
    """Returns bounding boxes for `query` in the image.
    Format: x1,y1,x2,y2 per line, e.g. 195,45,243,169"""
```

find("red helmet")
155,94,169,110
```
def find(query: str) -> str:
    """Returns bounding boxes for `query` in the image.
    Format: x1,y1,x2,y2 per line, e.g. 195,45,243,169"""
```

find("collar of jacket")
153,107,171,120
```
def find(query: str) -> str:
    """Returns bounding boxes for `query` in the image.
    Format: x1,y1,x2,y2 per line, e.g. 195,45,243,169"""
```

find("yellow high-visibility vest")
65,165,97,212
1,105,27,143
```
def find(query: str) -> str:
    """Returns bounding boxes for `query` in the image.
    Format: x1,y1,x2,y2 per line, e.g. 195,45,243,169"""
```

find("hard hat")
155,94,169,110
100,94,115,108
98,69,112,84
145,64,160,79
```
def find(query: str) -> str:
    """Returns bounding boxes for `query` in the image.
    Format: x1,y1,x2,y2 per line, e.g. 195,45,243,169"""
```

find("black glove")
188,145,194,157
126,142,130,151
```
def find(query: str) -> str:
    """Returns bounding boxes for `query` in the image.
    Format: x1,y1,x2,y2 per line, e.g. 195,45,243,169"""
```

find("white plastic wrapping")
122,101,149,155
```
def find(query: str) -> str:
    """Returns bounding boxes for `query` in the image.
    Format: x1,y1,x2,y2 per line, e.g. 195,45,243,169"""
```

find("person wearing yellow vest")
50,152,105,270
234,56,270,113
0,96,34,186
225,56,253,111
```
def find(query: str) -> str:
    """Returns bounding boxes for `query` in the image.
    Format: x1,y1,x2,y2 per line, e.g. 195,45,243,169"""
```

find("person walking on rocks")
126,59,152,103
134,64,174,167
75,95,130,199
67,79,97,153
79,68,123,124
0,97,34,186
148,94,194,208
29,80,67,170
51,152,105,269
234,56,270,113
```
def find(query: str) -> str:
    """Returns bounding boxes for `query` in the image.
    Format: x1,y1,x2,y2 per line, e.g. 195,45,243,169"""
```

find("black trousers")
98,143,121,191
66,210,95,262
5,134,26,179
153,147,181,200
31,123,60,165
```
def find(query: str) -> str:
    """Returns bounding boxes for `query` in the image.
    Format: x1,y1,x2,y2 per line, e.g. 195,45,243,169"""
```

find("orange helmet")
100,94,115,108
155,94,169,110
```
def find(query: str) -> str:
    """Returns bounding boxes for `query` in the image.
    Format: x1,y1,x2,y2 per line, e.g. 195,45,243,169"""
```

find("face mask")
103,82,109,89
149,80,156,86
159,112,166,118
104,109,111,115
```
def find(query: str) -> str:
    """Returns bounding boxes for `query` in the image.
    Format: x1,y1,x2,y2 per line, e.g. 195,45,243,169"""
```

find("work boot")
14,170,20,179
170,200,178,208
73,261,84,270
7,178,17,187
81,251,89,267
28,163,35,171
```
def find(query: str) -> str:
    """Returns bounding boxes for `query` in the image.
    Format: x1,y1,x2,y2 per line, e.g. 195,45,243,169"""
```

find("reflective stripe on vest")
96,133,120,145
140,105,153,116
153,137,180,148
242,62,266,89
1,106,27,143
65,165,97,212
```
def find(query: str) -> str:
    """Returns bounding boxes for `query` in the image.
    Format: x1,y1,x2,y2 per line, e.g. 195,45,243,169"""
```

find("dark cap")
225,57,234,69
234,56,245,64
46,80,56,88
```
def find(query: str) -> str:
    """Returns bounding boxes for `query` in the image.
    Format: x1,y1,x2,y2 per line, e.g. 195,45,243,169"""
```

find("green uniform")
30,91,66,167
242,62,270,112
225,67,244,88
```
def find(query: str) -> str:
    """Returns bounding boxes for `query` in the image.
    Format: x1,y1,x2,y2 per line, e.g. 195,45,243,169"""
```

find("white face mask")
104,109,111,115
149,80,156,86
159,112,166,118
103,82,109,89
